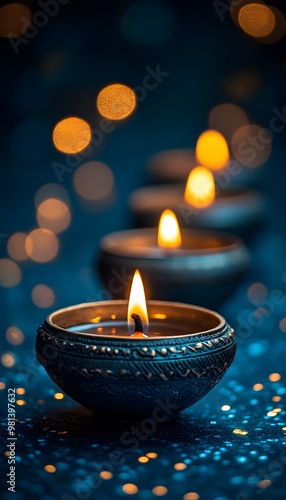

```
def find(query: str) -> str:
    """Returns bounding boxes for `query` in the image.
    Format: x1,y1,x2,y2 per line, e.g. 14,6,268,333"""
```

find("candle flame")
184,166,215,209
127,269,149,335
158,209,182,248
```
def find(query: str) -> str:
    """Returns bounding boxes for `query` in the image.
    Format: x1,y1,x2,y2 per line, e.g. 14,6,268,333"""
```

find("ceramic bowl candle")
36,297,236,421
129,167,265,239
97,210,249,306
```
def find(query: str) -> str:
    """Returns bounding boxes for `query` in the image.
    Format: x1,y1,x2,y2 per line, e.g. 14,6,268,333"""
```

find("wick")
131,313,144,333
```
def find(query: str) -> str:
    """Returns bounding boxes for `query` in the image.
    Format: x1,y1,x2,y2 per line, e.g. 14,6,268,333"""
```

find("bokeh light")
1,352,16,368
183,493,200,500
253,383,263,391
6,326,24,345
269,373,281,382
196,130,229,170
184,167,215,209
121,1,173,46
0,3,32,38
100,471,113,480
35,183,70,209
258,7,286,44
247,282,268,304
54,392,64,400
209,103,249,142
0,259,21,287
231,124,272,167
44,465,56,474
52,117,91,154
97,84,136,120
174,463,187,470
16,399,26,406
223,69,262,100
16,388,25,395
7,233,28,261
122,483,138,495
152,486,168,496
238,4,276,38
37,198,71,234
25,229,59,263
31,285,55,308
73,161,114,201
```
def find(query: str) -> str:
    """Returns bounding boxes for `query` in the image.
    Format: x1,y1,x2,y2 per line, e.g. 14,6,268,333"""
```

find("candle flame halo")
158,209,182,249
184,166,215,209
127,270,149,335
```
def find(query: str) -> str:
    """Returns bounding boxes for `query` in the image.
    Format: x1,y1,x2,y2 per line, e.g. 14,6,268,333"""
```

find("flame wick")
131,313,143,333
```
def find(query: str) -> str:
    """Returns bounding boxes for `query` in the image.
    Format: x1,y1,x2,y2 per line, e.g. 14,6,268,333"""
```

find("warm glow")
0,382,6,390
16,388,25,395
37,198,71,234
209,103,249,142
184,167,215,209
0,259,21,288
221,405,231,411
196,130,229,170
269,373,281,382
152,486,168,496
0,4,32,38
253,383,263,391
146,452,158,459
231,124,272,167
52,117,91,154
54,392,64,400
32,285,55,308
1,353,15,368
6,326,24,345
232,428,249,436
16,399,26,406
122,483,138,495
100,471,113,480
183,493,200,500
127,270,149,335
7,232,28,261
25,229,59,263
44,465,56,474
174,463,187,470
97,84,136,120
158,209,182,248
73,161,114,201
238,4,275,38
138,456,149,463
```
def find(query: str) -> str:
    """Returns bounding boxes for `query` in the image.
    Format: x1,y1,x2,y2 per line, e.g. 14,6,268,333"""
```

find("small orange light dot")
16,400,26,406
269,373,281,382
122,483,138,495
253,383,263,391
54,392,64,400
174,462,187,470
16,388,25,395
183,493,200,500
99,471,113,480
44,465,56,473
146,452,158,459
272,396,281,402
0,382,6,390
152,486,168,496
138,456,149,463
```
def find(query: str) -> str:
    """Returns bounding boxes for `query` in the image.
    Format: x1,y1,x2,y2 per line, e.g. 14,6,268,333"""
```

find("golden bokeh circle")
97,84,136,120
52,117,91,154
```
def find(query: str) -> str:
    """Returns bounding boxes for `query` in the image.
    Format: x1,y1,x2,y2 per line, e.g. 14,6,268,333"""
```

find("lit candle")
129,166,265,239
97,210,249,306
36,269,236,419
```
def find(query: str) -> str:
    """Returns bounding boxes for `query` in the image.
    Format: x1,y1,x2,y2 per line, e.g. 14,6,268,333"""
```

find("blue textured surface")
0,1,286,499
